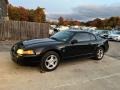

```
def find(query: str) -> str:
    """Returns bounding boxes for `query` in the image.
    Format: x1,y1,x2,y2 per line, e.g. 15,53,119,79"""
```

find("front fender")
35,46,63,57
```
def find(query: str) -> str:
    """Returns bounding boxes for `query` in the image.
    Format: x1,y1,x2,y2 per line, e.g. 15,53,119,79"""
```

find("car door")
64,32,92,57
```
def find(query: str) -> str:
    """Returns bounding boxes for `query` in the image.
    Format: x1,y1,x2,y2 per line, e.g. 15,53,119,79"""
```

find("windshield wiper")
50,37,63,42
50,37,59,41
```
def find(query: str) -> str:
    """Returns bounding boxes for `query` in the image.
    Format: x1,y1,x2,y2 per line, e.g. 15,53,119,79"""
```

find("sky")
9,0,120,21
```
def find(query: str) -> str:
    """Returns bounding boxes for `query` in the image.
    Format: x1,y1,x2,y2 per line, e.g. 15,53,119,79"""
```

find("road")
0,41,120,90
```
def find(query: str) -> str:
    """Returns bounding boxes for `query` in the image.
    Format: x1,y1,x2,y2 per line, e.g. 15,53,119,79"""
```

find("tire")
94,47,104,60
40,51,60,72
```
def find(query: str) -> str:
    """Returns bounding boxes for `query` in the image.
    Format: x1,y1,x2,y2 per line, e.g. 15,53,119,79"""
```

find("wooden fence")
0,21,49,40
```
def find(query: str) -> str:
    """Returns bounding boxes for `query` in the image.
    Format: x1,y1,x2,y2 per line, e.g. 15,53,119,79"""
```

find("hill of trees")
8,5,120,30
58,17,80,26
82,17,120,29
56,16,120,30
8,5,46,23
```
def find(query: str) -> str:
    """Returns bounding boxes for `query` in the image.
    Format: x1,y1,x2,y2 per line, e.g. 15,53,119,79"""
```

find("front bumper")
11,51,42,64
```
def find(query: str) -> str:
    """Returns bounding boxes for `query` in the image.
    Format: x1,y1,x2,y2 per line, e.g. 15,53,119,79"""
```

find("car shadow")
60,56,94,66
19,56,94,67
12,56,96,73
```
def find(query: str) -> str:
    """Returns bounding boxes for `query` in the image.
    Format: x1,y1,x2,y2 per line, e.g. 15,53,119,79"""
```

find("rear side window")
72,33,90,42
90,34,96,41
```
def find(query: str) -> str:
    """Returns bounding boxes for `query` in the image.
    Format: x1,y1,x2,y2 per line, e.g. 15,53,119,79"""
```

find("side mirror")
71,39,78,44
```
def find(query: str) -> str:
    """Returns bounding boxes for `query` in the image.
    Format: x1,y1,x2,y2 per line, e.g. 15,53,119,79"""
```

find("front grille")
11,45,18,54
11,42,24,54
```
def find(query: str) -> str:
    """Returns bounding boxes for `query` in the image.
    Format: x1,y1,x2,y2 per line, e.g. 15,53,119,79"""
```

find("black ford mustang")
11,30,109,71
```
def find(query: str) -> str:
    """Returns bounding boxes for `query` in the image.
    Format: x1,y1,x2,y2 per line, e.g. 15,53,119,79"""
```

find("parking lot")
0,41,120,90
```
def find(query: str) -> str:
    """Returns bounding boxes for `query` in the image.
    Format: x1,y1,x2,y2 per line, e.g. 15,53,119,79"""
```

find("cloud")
47,3,120,22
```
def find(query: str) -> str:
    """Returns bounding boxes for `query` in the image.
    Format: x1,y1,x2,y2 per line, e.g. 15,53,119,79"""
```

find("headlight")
17,49,35,55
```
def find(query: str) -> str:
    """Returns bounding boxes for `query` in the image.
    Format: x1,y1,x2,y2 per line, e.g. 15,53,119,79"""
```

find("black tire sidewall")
95,47,104,60
40,51,60,71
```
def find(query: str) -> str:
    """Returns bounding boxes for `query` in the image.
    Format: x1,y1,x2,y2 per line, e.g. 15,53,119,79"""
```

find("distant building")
0,0,9,20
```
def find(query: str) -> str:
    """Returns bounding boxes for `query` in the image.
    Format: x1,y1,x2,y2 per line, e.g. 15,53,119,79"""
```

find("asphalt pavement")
0,41,120,90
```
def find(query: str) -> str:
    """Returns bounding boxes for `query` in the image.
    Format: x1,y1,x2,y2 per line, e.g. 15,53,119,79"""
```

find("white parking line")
83,73,120,83
53,82,77,89
53,73,120,89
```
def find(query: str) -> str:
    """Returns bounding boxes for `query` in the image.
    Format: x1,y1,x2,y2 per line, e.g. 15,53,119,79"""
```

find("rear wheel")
94,47,104,60
40,51,60,72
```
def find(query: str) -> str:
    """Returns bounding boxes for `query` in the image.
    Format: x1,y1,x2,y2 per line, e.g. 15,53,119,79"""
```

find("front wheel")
94,47,104,60
40,51,60,72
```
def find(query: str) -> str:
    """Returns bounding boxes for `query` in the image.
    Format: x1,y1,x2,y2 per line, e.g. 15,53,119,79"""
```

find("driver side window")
72,33,91,42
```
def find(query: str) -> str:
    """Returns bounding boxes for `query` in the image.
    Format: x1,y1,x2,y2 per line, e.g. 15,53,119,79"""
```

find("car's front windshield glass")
50,31,74,42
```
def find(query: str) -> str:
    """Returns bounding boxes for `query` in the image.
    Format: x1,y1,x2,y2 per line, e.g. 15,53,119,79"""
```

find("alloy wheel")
97,49,104,59
45,55,58,70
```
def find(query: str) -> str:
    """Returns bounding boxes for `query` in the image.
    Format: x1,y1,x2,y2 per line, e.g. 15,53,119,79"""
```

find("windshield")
50,31,74,42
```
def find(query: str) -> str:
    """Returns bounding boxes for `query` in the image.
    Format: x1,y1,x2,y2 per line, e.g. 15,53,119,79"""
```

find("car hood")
22,38,62,48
